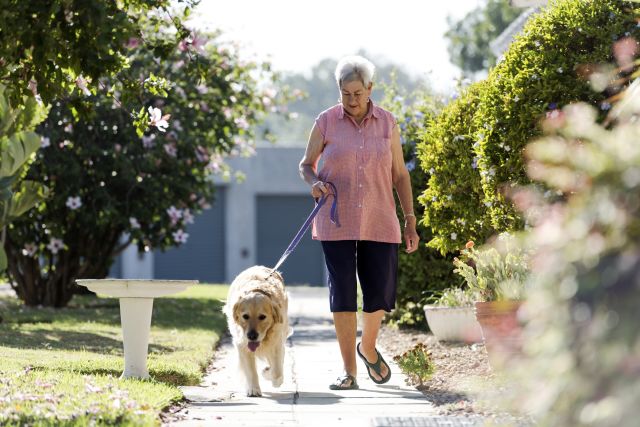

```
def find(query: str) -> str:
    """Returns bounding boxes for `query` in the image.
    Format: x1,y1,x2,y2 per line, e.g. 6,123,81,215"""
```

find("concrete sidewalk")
167,287,487,427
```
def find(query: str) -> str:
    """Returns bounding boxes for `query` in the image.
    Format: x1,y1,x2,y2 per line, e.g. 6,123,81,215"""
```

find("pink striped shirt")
312,102,401,243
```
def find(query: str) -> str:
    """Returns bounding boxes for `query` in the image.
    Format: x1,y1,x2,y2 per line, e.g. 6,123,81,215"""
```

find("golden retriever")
223,265,290,397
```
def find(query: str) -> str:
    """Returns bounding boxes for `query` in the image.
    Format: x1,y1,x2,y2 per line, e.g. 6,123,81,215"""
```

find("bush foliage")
419,0,640,254
380,81,457,328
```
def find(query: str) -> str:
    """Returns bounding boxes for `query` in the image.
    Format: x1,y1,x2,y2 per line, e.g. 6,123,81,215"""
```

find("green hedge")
419,0,640,254
380,83,458,329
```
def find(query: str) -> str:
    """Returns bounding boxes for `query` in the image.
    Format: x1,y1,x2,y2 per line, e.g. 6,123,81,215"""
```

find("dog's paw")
262,366,273,380
271,375,284,388
246,386,262,397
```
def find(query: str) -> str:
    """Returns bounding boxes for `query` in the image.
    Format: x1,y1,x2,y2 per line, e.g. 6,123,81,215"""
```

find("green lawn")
0,284,229,426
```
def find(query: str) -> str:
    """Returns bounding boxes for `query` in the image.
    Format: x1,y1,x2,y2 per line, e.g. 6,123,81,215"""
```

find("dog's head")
232,288,284,352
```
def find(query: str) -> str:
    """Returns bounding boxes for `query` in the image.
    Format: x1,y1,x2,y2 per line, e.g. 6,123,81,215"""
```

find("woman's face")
340,80,372,120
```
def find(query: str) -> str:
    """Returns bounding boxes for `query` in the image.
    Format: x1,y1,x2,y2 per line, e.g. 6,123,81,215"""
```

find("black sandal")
357,342,392,384
329,374,359,390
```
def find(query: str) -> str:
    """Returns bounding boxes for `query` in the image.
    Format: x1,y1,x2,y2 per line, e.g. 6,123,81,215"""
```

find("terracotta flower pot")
474,300,523,368
424,305,483,343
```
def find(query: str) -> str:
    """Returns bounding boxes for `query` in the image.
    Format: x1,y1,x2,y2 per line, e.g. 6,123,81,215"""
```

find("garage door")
256,195,325,286
154,188,226,283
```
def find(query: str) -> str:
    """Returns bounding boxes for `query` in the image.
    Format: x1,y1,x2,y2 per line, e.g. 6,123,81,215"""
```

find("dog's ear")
232,299,243,323
271,300,283,324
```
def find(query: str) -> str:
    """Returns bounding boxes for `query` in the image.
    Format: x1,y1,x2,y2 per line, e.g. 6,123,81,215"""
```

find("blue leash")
271,182,339,273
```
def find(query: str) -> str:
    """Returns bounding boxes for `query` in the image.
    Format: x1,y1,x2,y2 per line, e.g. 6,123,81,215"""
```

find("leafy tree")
4,31,288,307
0,1,193,104
444,0,520,75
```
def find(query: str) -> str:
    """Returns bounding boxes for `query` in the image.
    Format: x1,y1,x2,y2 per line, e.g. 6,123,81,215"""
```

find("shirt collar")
338,99,381,120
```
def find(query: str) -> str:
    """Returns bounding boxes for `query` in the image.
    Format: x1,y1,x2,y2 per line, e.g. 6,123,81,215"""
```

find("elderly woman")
299,55,419,390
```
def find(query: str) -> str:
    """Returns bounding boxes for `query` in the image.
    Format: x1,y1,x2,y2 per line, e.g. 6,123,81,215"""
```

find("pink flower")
164,143,177,157
22,243,38,257
614,37,638,70
125,37,140,49
47,238,64,254
195,146,209,163
148,107,170,132
182,209,194,224
172,229,189,244
166,206,183,225
142,134,156,149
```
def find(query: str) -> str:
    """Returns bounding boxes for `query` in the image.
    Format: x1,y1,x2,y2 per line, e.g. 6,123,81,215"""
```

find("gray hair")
334,55,376,88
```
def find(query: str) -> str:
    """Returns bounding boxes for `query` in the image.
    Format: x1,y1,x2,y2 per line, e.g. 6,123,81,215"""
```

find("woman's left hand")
403,217,420,253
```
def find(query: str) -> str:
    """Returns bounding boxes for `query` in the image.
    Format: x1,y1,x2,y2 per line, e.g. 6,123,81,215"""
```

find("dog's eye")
258,314,266,320
242,314,250,320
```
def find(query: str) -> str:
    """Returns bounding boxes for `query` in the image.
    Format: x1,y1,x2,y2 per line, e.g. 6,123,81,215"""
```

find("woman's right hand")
311,181,329,198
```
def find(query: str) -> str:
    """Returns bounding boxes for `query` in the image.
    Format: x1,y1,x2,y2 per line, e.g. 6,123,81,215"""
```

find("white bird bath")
75,279,198,379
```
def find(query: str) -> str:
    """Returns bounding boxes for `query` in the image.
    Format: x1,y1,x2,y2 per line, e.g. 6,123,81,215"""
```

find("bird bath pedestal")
75,279,198,379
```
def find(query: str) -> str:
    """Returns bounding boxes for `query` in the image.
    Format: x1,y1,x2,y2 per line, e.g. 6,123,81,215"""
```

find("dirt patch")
377,325,532,423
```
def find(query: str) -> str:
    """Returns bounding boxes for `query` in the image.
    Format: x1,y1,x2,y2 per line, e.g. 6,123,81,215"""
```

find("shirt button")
359,184,362,188
358,129,362,133
358,204,362,207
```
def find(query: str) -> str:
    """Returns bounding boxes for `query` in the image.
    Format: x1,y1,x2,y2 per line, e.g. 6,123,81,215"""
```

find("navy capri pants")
320,240,399,313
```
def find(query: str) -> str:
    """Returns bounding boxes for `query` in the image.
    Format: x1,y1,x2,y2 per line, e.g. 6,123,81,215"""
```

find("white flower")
223,108,233,120
451,233,457,240
47,238,64,254
64,123,73,133
514,95,520,102
40,137,50,148
66,196,82,210
22,243,38,257
163,143,177,157
129,218,141,229
75,76,91,96
142,134,156,149
182,209,194,224
148,107,170,132
166,206,183,224
172,229,189,244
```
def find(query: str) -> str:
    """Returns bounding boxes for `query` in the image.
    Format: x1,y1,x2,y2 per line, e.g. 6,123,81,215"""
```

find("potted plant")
423,286,483,343
453,234,530,367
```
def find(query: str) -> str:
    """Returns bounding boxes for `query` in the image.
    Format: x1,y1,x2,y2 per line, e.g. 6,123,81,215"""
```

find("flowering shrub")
380,79,457,328
4,30,290,307
418,0,640,254
453,235,529,302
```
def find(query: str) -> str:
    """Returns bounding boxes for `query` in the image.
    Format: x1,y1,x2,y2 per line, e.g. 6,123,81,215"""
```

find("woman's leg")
359,310,387,381
321,241,359,381
333,312,357,376
357,241,399,382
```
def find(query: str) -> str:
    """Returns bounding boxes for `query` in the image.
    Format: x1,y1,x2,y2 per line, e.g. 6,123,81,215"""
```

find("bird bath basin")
75,279,198,379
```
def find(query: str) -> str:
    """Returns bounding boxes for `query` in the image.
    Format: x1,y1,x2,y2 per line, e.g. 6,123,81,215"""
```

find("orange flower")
465,241,475,249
